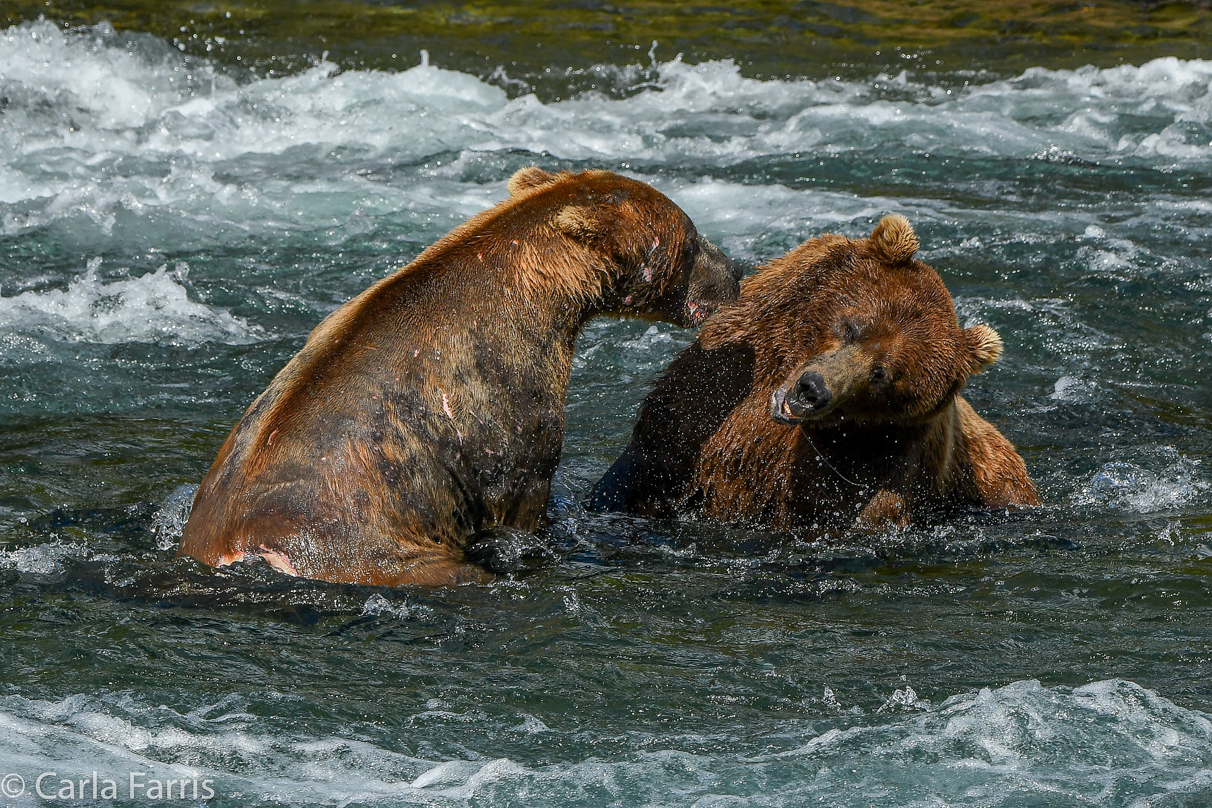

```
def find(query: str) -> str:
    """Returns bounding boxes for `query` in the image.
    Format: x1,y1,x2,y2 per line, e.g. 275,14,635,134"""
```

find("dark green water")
0,16,1211,808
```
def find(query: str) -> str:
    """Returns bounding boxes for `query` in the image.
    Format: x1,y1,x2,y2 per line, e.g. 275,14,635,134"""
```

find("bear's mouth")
770,387,802,425
686,299,718,327
772,383,841,425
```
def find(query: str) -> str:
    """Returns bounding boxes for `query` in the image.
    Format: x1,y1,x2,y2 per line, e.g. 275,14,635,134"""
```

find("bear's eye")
841,321,863,342
871,365,888,383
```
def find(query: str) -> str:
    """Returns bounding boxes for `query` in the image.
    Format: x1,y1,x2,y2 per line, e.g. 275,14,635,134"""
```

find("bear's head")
508,167,743,327
703,215,1000,428
766,215,1002,427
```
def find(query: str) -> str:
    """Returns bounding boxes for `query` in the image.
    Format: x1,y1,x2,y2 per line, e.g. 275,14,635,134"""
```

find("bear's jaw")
680,234,743,327
770,386,839,425
685,298,718,327
770,386,806,425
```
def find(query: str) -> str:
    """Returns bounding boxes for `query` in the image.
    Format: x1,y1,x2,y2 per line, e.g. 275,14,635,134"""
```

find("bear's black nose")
788,371,831,414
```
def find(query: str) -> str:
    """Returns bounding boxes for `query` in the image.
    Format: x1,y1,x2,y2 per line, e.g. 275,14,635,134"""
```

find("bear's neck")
798,402,961,494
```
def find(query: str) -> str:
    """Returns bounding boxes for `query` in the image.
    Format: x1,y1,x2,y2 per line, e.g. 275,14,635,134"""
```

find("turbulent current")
1,19,1211,808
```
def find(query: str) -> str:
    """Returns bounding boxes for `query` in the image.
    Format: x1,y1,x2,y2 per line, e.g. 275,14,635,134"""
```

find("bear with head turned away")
177,168,743,586
590,214,1039,534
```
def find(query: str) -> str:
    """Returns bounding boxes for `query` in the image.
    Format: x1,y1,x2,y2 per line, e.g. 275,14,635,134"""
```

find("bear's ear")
964,324,1003,373
554,204,611,242
508,166,561,196
870,214,918,264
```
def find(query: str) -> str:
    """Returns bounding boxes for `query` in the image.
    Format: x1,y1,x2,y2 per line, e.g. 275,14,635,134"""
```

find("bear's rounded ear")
554,204,609,242
870,214,918,264
508,166,561,196
964,324,1003,373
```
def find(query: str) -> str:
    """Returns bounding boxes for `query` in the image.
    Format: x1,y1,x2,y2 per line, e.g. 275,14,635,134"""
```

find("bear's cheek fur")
614,229,740,326
877,355,967,421
635,257,703,327
609,232,685,316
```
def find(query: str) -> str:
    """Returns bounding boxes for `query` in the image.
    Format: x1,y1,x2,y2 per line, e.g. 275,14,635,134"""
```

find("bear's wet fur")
178,168,742,586
591,215,1039,533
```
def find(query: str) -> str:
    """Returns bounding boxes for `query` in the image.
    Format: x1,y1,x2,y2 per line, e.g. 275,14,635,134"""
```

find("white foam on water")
760,679,1212,806
0,692,441,807
0,258,261,346
4,20,1212,241
572,319,691,383
0,680,1208,806
658,177,893,259
0,541,86,574
876,685,929,714
1048,374,1098,403
361,593,430,620
1075,232,1159,278
1078,455,1208,514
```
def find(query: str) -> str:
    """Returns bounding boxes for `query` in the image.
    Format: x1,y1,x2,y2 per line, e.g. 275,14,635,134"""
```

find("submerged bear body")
178,168,742,586
591,215,1039,533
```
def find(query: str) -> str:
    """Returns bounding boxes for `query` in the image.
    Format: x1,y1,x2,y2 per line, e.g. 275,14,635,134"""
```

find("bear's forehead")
816,261,951,312
833,256,942,289
822,287,952,323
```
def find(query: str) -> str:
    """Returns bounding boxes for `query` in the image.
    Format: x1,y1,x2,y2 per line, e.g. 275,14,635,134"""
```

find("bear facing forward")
178,168,742,586
591,215,1039,533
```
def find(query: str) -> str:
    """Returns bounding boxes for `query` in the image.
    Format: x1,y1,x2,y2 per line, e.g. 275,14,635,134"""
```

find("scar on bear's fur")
178,168,743,587
590,214,1039,534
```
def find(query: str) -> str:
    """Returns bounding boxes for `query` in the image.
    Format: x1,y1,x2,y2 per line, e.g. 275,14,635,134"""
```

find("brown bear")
177,168,743,586
590,215,1039,533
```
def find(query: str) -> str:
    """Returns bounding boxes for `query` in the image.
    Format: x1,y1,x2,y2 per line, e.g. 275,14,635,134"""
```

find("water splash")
0,541,86,574
150,484,198,551
0,258,261,347
1079,455,1208,514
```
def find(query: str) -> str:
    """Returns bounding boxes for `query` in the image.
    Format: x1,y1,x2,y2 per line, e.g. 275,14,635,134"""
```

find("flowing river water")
1,16,1211,808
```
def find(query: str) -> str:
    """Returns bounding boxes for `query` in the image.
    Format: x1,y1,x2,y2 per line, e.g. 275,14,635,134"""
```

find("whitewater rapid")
0,678,1209,807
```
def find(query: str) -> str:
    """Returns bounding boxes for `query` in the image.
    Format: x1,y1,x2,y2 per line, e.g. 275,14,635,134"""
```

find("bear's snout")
772,370,839,424
683,236,743,326
717,241,745,284
696,235,744,284
775,365,853,426
771,372,825,424
786,371,832,417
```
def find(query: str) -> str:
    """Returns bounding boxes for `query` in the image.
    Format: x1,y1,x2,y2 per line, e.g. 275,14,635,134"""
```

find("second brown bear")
591,215,1039,533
